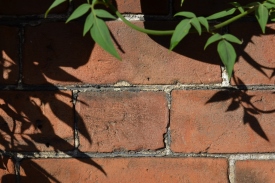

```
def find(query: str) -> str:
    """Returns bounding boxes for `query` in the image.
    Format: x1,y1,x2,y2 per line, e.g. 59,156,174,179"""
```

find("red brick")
76,91,168,152
0,156,15,183
235,160,275,183
0,91,74,151
230,23,275,85
20,157,228,182
173,0,252,16
0,0,68,15
0,26,19,84
22,22,94,85
171,90,275,153
75,0,169,14
23,21,222,85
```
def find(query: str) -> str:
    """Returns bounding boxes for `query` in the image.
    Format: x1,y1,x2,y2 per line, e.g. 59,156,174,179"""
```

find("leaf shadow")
206,76,275,141
0,18,106,182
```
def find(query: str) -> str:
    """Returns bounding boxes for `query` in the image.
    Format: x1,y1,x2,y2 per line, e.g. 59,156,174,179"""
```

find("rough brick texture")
20,158,228,183
235,160,275,183
171,90,275,153
1,0,275,182
76,91,168,152
0,91,74,151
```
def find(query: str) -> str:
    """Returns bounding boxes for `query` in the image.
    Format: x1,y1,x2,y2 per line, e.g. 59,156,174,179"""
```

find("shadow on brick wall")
0,21,106,182
142,1,275,141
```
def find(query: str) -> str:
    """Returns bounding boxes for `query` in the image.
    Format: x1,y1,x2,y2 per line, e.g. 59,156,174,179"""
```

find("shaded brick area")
0,91,74,151
0,0,274,182
235,160,275,183
0,26,19,84
0,156,15,183
0,0,68,15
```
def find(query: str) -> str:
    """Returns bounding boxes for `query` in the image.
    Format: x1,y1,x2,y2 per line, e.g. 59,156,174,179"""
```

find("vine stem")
105,1,257,35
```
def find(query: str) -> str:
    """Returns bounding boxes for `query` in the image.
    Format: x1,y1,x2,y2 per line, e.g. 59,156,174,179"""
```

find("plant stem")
212,7,257,30
106,1,256,35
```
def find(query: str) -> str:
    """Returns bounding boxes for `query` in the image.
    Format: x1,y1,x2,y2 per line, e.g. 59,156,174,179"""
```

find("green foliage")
66,4,91,23
45,0,66,17
46,0,275,79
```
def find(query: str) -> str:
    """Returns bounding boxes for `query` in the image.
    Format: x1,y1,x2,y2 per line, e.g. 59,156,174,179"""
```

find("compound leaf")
83,12,94,36
170,19,191,50
217,40,236,78
45,0,66,17
66,4,91,23
204,33,222,50
90,17,121,60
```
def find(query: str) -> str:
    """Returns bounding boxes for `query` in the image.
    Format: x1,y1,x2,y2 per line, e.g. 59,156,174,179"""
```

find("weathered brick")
173,0,252,16
0,26,19,84
0,156,15,183
76,91,168,152
0,0,68,15
0,91,74,151
23,21,221,85
74,0,169,14
171,90,275,153
20,157,228,182
230,22,275,85
235,160,275,183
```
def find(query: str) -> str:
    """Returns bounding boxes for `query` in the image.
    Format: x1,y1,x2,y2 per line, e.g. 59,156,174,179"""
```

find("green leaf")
94,9,117,19
170,19,191,50
45,0,66,17
181,0,184,6
90,17,121,60
222,34,242,44
66,4,91,23
267,0,275,4
83,12,94,36
198,17,209,31
206,8,236,20
217,40,237,78
263,2,275,9
230,2,245,13
190,17,201,35
174,11,196,18
255,4,269,33
204,33,222,50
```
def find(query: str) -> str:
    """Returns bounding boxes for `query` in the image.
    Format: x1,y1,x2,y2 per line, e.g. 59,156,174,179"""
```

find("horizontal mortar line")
4,151,275,160
0,84,274,91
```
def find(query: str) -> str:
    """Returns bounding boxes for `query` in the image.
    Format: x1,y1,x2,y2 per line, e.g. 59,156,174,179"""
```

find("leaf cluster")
45,0,275,79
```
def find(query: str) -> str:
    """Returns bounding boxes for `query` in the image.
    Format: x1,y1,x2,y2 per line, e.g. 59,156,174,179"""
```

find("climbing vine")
46,0,275,78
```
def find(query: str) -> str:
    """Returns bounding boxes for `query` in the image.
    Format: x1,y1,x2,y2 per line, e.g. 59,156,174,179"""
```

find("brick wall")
0,0,275,182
